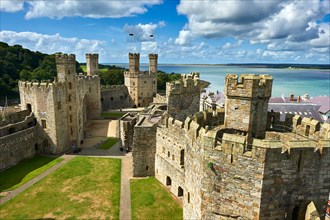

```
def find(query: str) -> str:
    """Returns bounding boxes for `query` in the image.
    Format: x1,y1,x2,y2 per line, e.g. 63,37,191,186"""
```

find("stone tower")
86,54,99,76
129,53,140,73
224,74,273,140
124,53,158,107
149,54,158,73
55,54,78,147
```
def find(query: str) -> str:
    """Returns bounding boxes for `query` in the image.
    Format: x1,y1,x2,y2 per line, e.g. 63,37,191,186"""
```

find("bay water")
113,63,330,98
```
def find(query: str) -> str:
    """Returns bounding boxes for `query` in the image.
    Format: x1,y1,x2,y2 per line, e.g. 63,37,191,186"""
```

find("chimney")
290,94,294,102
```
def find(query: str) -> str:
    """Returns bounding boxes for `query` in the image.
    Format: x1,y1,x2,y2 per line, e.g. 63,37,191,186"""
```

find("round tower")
129,53,140,73
86,53,99,76
149,54,158,74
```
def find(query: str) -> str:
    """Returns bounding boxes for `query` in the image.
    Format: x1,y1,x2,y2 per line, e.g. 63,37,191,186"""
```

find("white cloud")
176,0,330,56
0,0,162,19
175,30,193,45
0,0,25,12
0,30,107,62
123,22,165,42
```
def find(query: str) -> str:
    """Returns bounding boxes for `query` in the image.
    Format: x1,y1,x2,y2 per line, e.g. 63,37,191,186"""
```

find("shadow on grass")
0,155,62,192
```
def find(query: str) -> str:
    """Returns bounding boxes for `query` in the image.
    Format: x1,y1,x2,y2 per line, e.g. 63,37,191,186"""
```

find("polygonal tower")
129,53,140,73
124,53,158,107
86,54,99,76
55,54,78,148
224,74,273,139
149,54,158,73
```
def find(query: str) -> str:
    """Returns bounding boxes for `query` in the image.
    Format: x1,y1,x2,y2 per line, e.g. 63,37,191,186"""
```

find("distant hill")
224,63,330,69
0,42,82,100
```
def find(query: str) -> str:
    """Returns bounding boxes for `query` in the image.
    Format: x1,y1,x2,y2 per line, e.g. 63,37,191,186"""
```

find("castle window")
180,149,185,166
178,187,183,197
188,192,190,203
120,96,123,100
144,81,147,84
69,106,72,110
67,70,71,75
111,97,114,101
146,166,149,171
58,102,61,110
153,80,156,84
166,176,172,186
235,107,239,110
101,98,104,102
71,127,73,135
172,155,175,160
68,95,71,102
168,151,170,157
89,87,91,93
69,82,72,89
70,115,72,123
133,82,135,86
41,119,47,129
27,103,32,113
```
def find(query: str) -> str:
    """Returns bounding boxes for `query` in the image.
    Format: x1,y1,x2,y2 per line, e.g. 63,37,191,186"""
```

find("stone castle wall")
166,72,201,121
132,116,157,177
120,113,137,151
0,113,37,170
101,85,132,110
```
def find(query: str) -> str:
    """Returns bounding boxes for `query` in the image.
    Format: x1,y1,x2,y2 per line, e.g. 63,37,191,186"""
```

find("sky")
0,0,329,64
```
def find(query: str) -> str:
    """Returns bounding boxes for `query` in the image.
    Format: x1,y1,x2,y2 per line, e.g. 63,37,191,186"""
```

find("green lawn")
0,156,63,192
80,65,108,73
131,177,183,220
101,112,126,119
97,137,119,150
0,157,121,219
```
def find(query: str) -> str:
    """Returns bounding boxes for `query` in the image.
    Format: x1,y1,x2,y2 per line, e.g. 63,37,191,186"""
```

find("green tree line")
0,42,180,100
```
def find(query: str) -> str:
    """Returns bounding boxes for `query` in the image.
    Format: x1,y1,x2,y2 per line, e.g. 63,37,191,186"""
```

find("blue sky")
0,0,329,64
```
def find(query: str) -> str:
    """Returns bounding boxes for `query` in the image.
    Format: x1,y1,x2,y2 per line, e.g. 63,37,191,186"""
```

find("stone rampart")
101,85,131,110
0,112,36,137
0,109,30,127
120,113,137,151
0,126,37,170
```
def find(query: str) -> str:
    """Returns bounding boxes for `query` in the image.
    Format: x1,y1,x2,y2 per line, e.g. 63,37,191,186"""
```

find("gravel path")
0,154,75,205
120,152,133,220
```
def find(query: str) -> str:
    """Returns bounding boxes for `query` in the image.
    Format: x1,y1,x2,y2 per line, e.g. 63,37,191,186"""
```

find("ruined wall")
132,117,157,177
101,85,131,110
155,117,186,198
0,126,37,170
166,72,201,121
260,146,330,220
120,113,137,151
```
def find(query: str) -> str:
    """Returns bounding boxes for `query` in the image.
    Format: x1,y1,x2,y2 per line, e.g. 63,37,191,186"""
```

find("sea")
111,63,330,98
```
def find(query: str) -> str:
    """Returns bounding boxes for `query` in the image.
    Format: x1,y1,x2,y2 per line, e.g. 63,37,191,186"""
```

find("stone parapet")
55,54,76,64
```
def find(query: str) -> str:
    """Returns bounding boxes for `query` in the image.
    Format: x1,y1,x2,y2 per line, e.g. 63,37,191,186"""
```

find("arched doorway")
166,176,172,186
26,103,32,113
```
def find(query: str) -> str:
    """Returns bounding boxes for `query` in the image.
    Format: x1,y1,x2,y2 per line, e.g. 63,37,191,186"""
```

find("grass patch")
80,65,108,73
97,137,119,150
131,177,183,220
0,157,121,219
0,156,63,192
101,111,126,119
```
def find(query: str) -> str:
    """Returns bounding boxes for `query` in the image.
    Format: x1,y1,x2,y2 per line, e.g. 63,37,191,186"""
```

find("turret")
224,74,273,140
149,54,158,74
86,53,99,76
55,54,76,82
129,53,140,73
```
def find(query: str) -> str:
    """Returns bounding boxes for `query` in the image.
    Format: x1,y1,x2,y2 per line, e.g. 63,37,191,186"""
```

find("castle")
0,53,329,219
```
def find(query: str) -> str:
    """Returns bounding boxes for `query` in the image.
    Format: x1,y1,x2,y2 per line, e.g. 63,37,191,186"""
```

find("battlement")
101,84,127,90
129,53,140,59
85,53,99,59
77,75,99,81
167,72,200,94
55,54,76,64
149,54,158,59
225,74,273,98
19,80,54,90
